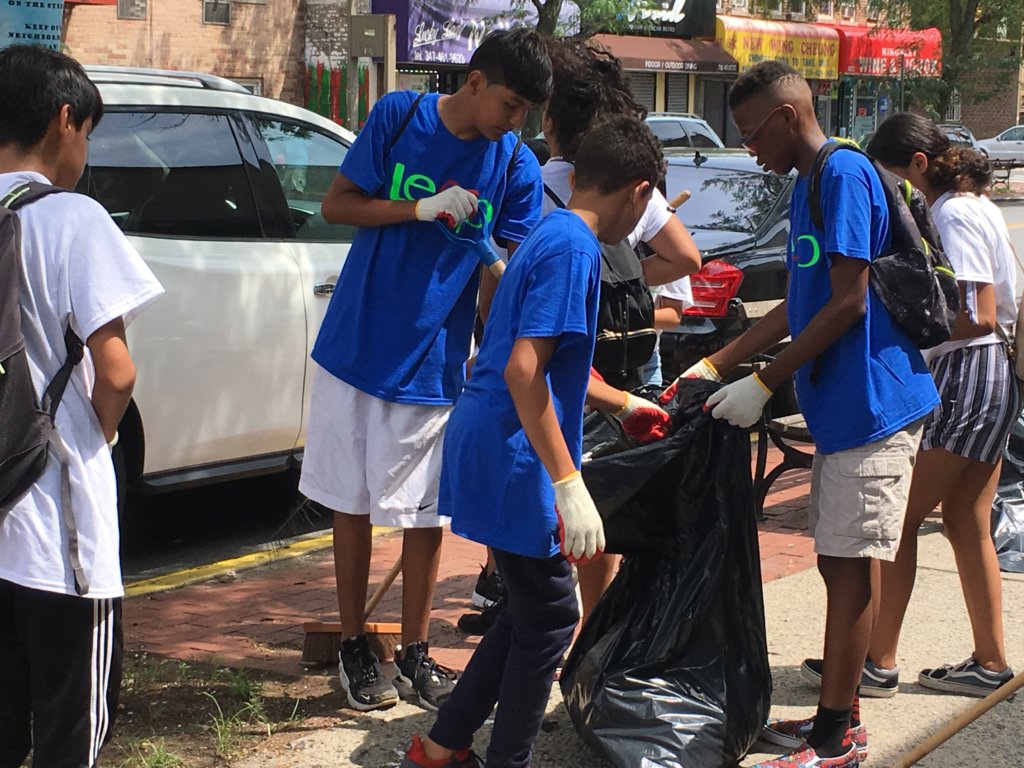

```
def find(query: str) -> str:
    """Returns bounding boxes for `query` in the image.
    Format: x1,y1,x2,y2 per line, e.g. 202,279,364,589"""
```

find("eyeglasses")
740,105,787,150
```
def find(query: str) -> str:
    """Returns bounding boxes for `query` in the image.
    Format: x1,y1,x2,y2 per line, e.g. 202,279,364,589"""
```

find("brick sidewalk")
123,444,813,676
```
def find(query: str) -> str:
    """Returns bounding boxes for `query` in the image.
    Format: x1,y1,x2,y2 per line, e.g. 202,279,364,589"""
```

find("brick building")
62,0,308,105
959,67,1024,139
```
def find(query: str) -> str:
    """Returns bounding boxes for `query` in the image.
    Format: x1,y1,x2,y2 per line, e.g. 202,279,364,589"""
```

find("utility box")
351,15,389,58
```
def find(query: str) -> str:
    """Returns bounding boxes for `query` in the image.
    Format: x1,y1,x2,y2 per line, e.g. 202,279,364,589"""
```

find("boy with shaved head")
663,62,938,767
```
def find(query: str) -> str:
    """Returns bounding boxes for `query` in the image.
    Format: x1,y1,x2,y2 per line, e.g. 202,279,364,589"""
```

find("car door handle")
313,282,335,296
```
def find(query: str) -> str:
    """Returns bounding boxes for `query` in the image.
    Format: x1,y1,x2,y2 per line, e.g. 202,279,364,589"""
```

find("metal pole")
347,0,359,131
899,54,905,113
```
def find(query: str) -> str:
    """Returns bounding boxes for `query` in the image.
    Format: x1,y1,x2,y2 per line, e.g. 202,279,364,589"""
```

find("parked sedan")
658,148,796,412
979,125,1024,165
79,66,355,516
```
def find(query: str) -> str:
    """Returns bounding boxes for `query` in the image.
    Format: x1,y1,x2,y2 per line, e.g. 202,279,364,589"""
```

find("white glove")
658,357,722,404
705,372,772,428
553,471,605,562
415,186,479,226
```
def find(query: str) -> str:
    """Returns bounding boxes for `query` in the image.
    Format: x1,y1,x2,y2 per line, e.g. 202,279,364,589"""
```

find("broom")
300,556,404,667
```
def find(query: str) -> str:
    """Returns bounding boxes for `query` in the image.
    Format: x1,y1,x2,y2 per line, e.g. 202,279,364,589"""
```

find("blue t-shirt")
787,143,939,454
439,210,602,558
311,91,543,405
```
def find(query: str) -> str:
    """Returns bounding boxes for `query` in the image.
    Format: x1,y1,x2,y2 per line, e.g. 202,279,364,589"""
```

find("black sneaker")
471,566,505,610
338,635,399,711
457,596,506,636
918,657,1014,697
801,657,900,698
394,641,458,711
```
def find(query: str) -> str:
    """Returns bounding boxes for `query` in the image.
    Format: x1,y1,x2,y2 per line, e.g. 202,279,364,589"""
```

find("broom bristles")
300,621,402,668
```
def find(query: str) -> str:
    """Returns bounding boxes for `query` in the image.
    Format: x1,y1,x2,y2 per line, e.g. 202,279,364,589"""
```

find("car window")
79,111,261,238
944,129,974,147
648,120,692,149
1002,127,1024,141
251,117,355,242
684,121,722,148
665,164,789,234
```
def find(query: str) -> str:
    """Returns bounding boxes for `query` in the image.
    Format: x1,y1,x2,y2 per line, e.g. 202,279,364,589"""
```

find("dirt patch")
101,652,343,767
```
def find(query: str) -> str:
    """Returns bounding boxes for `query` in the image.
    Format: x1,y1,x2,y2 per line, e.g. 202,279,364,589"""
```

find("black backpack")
544,185,657,389
0,182,84,515
809,141,960,349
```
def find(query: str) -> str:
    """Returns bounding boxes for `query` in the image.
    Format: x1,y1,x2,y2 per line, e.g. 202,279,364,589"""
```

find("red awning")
831,25,941,77
592,34,739,74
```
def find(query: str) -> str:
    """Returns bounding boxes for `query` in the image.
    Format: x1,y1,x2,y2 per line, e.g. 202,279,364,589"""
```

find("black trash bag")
561,379,772,767
992,410,1024,573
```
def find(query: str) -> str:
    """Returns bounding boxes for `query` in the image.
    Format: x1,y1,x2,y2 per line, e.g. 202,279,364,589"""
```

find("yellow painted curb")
125,527,396,598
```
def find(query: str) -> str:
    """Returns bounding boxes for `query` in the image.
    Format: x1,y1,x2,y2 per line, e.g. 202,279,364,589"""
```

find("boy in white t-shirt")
0,45,162,768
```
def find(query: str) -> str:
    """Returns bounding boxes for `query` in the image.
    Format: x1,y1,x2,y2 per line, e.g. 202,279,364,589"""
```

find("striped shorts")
921,343,1021,464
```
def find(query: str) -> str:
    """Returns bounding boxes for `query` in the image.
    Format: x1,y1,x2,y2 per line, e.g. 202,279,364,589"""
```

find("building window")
840,3,854,17
789,0,806,15
945,89,961,123
203,0,230,25
232,78,263,95
731,0,748,8
117,0,146,20
818,0,833,14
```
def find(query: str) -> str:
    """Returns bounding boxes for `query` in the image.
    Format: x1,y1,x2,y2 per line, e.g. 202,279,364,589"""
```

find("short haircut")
868,112,993,195
545,36,645,161
0,45,103,149
468,28,552,105
574,116,665,196
728,60,804,110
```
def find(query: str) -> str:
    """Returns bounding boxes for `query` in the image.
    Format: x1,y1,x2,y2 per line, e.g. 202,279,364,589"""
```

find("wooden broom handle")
364,556,403,618
891,670,1024,767
667,189,691,211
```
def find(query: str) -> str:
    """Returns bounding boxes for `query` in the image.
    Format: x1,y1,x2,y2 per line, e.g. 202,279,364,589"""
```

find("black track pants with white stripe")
0,578,122,768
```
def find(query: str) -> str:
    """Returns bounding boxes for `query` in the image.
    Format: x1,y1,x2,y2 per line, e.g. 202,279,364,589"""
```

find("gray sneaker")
394,641,458,711
918,657,1014,697
338,635,399,711
801,656,900,698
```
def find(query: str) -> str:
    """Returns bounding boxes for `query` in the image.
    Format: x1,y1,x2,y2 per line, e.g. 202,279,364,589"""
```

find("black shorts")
0,578,122,768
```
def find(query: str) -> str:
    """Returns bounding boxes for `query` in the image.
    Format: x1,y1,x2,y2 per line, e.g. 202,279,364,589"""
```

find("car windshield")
664,164,789,234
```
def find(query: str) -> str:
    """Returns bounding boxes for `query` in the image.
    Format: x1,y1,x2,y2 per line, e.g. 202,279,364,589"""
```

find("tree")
901,0,1023,118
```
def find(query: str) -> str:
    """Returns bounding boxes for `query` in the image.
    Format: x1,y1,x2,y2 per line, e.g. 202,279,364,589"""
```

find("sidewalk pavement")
123,442,1024,766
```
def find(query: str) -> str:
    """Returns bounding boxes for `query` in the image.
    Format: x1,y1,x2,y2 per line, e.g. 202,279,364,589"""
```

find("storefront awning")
830,25,942,77
591,34,739,74
716,16,839,81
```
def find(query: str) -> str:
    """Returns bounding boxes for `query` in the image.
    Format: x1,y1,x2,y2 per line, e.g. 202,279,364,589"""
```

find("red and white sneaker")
750,742,859,768
761,717,869,762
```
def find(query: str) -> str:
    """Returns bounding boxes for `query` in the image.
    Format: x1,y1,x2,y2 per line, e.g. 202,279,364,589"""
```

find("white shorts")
298,366,451,528
807,420,924,562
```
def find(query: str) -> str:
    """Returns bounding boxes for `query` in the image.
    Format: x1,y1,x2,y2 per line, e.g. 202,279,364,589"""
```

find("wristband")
554,470,581,486
752,372,773,395
612,391,631,418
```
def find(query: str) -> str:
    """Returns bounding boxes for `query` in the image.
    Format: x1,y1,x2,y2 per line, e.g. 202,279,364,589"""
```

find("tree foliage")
901,0,1023,116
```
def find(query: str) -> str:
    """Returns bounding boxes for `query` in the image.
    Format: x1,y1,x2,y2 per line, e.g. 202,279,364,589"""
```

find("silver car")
979,125,1024,165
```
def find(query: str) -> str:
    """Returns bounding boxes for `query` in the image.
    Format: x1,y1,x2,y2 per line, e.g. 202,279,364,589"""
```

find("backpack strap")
387,91,426,156
543,183,567,209
374,92,427,197
807,141,844,232
2,180,89,595
2,181,64,212
40,326,85,422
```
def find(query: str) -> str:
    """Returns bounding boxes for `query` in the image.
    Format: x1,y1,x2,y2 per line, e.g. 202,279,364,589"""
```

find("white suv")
80,67,355,510
645,113,725,149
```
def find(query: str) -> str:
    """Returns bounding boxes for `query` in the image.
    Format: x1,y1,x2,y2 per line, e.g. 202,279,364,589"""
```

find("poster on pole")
2,0,65,51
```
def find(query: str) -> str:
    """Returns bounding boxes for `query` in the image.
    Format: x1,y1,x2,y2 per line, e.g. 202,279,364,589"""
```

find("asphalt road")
121,195,1024,583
